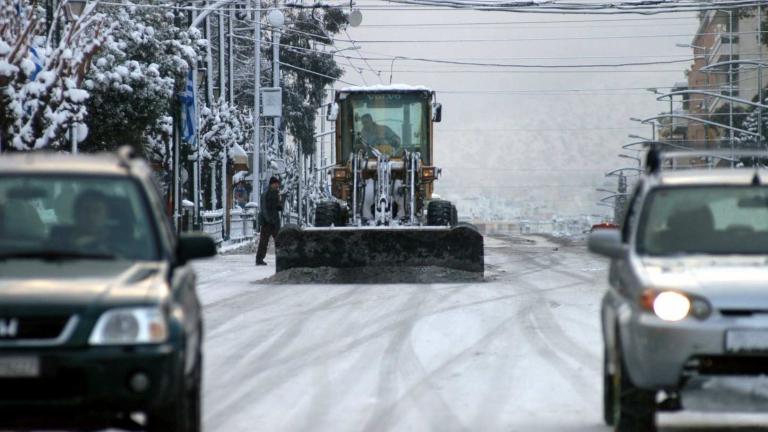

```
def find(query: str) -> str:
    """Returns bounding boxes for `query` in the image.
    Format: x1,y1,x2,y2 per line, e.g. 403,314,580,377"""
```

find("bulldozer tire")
427,200,453,226
315,201,341,227
450,204,458,226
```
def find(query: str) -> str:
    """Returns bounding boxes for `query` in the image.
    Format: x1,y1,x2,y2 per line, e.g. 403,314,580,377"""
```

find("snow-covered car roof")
338,84,432,93
654,168,768,187
0,152,138,176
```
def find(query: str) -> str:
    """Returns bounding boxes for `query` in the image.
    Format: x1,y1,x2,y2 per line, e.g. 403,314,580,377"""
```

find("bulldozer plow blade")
275,223,484,274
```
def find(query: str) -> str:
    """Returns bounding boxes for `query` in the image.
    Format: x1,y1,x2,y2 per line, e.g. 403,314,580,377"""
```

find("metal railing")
229,208,257,241
201,209,225,245
195,205,258,247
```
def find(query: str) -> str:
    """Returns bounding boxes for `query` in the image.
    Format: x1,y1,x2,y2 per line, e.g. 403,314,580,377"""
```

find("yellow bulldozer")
276,85,484,274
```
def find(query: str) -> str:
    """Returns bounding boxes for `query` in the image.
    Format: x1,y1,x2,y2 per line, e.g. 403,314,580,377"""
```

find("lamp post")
64,0,87,154
630,117,656,141
267,7,287,219
252,1,262,203
389,56,406,84
267,8,284,151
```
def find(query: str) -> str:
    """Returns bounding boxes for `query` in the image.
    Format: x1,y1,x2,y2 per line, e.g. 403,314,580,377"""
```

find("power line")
336,31,765,44
439,126,651,131
356,16,699,27
376,0,766,15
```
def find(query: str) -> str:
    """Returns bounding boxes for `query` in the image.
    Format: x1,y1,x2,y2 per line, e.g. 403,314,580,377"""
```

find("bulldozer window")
341,93,431,163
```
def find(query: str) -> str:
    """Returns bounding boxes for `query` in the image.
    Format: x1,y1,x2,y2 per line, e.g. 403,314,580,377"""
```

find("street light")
596,188,618,194
619,153,642,166
606,168,643,176
331,46,361,54
630,117,657,141
676,43,706,50
65,0,87,20
389,56,406,84
622,141,647,150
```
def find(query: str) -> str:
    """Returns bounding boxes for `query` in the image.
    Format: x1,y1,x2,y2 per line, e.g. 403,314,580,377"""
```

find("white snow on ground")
195,233,768,432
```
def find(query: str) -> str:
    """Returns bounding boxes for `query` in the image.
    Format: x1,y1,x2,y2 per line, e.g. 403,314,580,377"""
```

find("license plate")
726,330,768,353
0,356,40,378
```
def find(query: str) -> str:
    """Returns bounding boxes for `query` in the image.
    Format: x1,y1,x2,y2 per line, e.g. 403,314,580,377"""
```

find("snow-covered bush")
0,0,110,150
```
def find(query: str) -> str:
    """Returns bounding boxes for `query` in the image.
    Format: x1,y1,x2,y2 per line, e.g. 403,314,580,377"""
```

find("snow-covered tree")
735,100,768,152
0,0,110,150
80,1,206,161
276,8,345,156
228,5,346,156
199,97,252,160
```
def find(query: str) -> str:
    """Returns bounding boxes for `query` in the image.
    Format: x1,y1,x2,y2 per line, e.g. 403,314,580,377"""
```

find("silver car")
590,159,768,432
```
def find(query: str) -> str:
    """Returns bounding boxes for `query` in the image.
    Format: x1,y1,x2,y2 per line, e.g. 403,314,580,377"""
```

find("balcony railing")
708,32,739,65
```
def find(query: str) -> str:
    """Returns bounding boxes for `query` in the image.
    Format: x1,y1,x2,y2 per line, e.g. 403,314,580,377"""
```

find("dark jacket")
259,188,282,227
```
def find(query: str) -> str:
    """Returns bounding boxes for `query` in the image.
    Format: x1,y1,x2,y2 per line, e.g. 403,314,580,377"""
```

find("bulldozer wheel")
450,204,458,226
427,200,453,226
315,201,341,227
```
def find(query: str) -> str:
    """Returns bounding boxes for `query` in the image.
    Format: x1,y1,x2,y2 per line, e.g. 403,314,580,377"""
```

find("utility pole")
219,3,226,101
271,11,282,153
252,0,262,203
729,9,735,166
205,3,214,105
615,174,628,224
228,7,235,103
759,5,764,150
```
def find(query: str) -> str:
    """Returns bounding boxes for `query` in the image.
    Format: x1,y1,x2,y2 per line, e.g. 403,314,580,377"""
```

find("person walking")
256,176,282,265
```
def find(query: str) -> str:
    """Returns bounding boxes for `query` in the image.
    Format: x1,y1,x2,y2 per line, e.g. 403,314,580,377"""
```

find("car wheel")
603,347,614,426
147,355,202,432
613,336,657,432
147,380,188,432
187,355,203,432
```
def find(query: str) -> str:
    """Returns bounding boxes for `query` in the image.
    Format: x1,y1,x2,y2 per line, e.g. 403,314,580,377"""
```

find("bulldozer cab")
334,87,438,165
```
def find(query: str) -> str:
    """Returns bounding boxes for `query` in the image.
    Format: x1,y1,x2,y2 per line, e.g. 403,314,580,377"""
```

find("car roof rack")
645,149,768,174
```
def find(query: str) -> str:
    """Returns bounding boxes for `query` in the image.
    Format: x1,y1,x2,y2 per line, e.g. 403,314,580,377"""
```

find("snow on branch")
0,0,112,150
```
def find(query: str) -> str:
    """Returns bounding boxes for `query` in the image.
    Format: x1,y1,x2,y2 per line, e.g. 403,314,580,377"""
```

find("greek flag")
179,69,197,147
29,47,43,81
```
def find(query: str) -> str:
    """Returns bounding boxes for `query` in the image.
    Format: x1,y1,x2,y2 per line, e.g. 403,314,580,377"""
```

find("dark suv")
0,150,215,431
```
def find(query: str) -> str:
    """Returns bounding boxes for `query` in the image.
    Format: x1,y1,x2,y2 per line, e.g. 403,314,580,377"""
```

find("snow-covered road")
196,233,768,432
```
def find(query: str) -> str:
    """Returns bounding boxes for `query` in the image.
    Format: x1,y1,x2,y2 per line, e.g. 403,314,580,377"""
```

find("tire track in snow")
361,285,470,432
205,286,363,427
362,297,539,431
205,284,466,429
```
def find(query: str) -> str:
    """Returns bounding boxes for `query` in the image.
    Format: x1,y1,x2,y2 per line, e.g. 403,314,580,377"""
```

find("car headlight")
89,307,168,345
653,291,691,321
640,289,711,322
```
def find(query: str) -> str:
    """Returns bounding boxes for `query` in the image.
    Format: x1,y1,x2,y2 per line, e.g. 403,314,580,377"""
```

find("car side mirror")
177,232,217,265
432,102,442,122
588,229,627,259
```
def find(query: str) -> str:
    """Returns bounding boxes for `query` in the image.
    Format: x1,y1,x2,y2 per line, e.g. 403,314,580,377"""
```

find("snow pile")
260,266,484,284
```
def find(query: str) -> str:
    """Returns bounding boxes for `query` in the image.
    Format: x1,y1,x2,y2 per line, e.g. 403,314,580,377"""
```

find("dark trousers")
256,223,278,262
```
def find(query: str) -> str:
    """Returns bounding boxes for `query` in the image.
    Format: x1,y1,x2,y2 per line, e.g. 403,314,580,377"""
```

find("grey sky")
339,1,699,221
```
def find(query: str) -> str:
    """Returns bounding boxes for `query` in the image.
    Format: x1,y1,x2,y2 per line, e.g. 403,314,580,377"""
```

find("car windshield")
0,175,159,261
637,186,768,256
